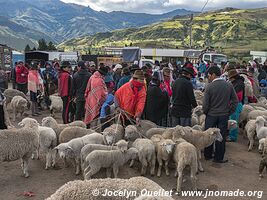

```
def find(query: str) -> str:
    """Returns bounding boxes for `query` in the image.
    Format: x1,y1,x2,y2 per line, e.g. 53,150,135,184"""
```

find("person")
115,70,146,126
198,60,206,76
203,66,238,163
11,62,17,89
88,61,97,74
100,81,115,131
0,90,8,129
259,79,267,98
113,64,122,88
72,61,91,120
28,62,44,116
84,66,108,128
42,61,58,109
117,67,131,90
247,68,258,103
171,67,197,127
227,69,245,142
16,61,29,94
0,69,8,92
144,71,169,126
58,61,72,124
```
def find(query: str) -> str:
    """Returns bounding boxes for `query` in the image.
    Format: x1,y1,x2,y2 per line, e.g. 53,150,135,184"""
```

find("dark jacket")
58,70,72,97
231,75,245,104
144,83,169,124
171,75,197,118
72,69,91,101
203,79,238,116
117,75,131,90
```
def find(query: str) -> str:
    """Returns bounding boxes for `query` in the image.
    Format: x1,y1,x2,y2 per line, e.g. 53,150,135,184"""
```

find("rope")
90,114,119,131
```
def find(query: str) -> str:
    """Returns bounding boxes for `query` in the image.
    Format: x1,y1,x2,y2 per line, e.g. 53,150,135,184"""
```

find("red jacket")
16,65,29,84
58,70,72,97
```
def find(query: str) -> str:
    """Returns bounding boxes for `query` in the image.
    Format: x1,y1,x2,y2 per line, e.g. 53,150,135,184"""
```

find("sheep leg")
176,165,183,194
164,160,170,176
51,149,57,168
248,136,254,151
84,166,101,180
129,159,135,168
197,150,204,172
140,158,148,176
150,154,156,176
13,108,16,122
22,156,30,178
75,158,81,175
113,166,119,178
106,168,112,178
157,157,163,177
190,164,197,191
45,151,52,170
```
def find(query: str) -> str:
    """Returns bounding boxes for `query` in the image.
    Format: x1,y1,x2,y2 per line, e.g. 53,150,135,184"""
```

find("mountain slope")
59,8,267,57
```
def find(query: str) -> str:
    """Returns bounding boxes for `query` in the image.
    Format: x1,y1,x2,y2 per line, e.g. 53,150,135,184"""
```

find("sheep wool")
10,95,28,122
59,126,94,143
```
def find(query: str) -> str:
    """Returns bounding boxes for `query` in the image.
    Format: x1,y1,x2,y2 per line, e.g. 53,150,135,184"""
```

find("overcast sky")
61,0,267,13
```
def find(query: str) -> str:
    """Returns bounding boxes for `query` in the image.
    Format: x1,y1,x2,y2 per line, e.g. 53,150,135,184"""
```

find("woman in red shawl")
84,66,108,127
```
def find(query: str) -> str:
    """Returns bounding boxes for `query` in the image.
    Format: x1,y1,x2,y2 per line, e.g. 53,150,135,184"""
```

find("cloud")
61,0,267,13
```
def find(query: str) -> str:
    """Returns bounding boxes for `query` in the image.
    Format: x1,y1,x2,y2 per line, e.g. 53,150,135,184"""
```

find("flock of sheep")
1,88,267,200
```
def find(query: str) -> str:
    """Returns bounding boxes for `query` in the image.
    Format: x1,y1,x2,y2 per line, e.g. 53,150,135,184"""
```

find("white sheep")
2,97,13,128
54,133,104,175
131,138,156,176
150,134,175,177
80,140,128,172
172,126,222,172
248,110,267,120
0,118,39,177
145,127,166,139
4,88,31,108
239,104,254,127
10,96,28,122
49,94,63,117
192,105,206,126
245,120,257,151
103,124,124,145
194,90,204,105
172,138,198,194
46,177,174,200
125,120,157,139
84,147,138,179
42,117,86,140
255,116,267,140
192,125,203,131
125,125,140,141
59,126,95,143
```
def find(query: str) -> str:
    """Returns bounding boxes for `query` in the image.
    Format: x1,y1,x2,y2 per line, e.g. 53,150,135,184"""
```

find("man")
171,67,197,127
72,61,91,120
227,69,245,142
84,66,108,127
115,70,146,126
16,61,29,94
203,66,238,163
58,61,72,124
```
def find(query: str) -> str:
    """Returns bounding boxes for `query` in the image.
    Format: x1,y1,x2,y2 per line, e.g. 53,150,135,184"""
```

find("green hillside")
58,7,267,58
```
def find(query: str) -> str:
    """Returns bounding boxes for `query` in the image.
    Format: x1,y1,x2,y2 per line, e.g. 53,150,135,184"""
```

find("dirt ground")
1,109,267,200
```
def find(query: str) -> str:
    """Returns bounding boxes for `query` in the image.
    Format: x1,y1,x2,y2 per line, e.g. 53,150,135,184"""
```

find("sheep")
84,147,138,179
172,126,222,172
172,138,198,194
19,118,58,169
194,90,204,105
103,124,124,145
250,102,267,110
245,120,257,151
0,118,39,177
80,140,128,172
59,126,95,143
2,98,13,128
192,125,203,131
259,155,267,178
162,128,176,139
192,105,206,126
248,110,267,120
145,127,167,139
4,88,30,108
191,115,198,127
125,125,140,142
49,94,63,117
46,177,174,200
54,133,104,175
258,97,267,104
255,116,267,140
42,117,86,140
137,120,157,135
150,134,175,177
10,96,28,122
131,138,156,176
239,104,254,127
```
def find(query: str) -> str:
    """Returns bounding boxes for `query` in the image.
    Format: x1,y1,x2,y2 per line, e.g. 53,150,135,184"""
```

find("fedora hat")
228,69,239,79
162,67,171,77
98,66,109,76
132,70,145,80
182,67,195,77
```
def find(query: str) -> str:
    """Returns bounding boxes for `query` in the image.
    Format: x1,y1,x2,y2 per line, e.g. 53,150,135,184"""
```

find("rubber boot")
31,102,38,116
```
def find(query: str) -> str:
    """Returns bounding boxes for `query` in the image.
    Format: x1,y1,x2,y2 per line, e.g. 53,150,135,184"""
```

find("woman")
28,62,43,116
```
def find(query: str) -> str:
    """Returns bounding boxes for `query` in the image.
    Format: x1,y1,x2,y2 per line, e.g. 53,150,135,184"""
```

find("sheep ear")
66,146,73,151
18,122,24,127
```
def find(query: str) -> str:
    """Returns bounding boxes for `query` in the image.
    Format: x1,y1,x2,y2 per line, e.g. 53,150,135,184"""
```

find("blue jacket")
100,94,114,118
117,75,131,90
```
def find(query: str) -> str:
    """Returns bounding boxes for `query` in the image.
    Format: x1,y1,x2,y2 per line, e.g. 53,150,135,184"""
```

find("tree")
25,44,31,52
38,39,48,51
32,47,36,51
48,41,57,51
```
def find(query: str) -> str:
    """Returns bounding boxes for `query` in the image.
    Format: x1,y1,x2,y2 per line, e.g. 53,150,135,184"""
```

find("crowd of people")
2,57,267,163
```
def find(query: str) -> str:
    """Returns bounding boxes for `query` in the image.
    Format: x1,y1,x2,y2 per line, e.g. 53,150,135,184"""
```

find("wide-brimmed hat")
132,70,145,80
182,67,195,77
228,69,239,79
78,61,86,69
61,61,71,69
162,67,171,77
98,66,108,76
122,67,130,75
113,64,122,72
89,61,96,67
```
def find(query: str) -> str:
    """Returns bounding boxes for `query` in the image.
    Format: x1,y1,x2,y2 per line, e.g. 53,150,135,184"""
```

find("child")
259,79,267,98
100,80,115,131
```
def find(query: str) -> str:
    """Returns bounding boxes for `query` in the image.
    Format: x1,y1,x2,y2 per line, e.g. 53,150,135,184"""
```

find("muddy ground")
0,109,267,200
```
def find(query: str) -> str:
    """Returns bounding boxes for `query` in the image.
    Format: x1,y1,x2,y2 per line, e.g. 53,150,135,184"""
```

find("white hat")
134,60,139,65
113,64,122,72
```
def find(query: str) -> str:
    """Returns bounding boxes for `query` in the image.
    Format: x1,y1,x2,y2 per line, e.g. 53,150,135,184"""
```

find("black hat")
78,61,86,69
30,61,38,70
182,67,195,77
98,66,109,76
130,64,140,72
61,61,71,69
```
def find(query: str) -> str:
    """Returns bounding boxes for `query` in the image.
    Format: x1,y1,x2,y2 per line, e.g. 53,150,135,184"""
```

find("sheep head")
127,147,139,160
255,116,266,127
160,139,175,154
115,140,128,153
193,106,204,116
172,126,186,142
20,99,28,109
18,118,39,128
125,125,139,141
54,144,74,159
207,128,223,142
103,130,116,145
42,117,57,127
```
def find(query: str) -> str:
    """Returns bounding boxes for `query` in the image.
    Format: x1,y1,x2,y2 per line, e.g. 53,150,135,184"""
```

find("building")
0,44,12,70
250,51,267,64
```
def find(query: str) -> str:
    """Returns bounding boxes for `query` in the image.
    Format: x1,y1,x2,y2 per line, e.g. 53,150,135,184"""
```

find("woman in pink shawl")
84,66,108,127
